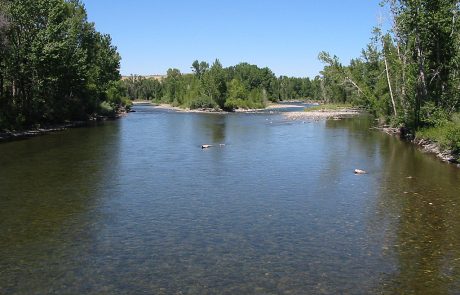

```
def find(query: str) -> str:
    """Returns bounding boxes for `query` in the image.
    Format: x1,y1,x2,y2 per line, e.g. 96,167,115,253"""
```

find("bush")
121,97,133,111
99,101,116,117
446,125,460,153
186,96,217,109
420,101,450,127
417,113,460,156
224,98,264,110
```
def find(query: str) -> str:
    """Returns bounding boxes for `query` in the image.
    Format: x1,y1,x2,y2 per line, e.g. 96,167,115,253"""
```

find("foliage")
99,101,115,117
417,116,460,155
0,0,124,130
122,76,163,101
121,60,321,110
315,0,460,134
446,125,460,154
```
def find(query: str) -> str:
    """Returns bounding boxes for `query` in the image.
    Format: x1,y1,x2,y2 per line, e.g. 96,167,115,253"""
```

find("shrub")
446,125,460,154
186,96,217,109
99,101,116,117
420,101,450,127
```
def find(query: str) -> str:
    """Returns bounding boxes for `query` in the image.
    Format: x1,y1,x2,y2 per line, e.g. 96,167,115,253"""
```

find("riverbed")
1,105,459,294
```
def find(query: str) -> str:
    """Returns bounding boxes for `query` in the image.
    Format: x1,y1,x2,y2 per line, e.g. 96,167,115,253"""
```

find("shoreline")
0,121,89,143
283,109,361,120
0,113,128,143
135,102,309,113
378,127,459,166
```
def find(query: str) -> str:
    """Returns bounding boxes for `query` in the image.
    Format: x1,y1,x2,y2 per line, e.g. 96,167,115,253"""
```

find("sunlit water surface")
1,105,459,294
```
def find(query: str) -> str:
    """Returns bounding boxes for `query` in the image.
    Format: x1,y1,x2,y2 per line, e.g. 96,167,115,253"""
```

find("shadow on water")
319,116,460,294
324,116,460,294
199,114,227,144
368,131,460,294
0,122,121,294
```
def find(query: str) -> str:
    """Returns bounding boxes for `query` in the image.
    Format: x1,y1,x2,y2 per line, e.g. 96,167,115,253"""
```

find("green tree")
191,60,209,78
0,0,122,129
202,59,227,108
163,68,183,105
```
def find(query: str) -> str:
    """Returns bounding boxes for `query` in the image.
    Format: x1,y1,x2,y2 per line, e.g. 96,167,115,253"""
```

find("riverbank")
0,122,89,142
284,103,459,166
414,137,459,165
284,104,361,120
134,101,309,113
145,101,362,119
378,126,460,166
0,111,130,143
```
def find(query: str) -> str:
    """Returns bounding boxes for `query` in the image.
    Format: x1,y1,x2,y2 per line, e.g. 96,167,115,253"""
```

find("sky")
82,0,386,78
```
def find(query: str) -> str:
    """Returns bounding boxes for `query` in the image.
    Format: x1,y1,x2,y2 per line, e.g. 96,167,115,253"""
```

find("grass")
304,103,354,112
416,113,460,157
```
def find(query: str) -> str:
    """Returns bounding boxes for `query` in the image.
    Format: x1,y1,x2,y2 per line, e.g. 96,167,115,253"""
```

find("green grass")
417,126,452,147
416,113,460,157
304,103,354,112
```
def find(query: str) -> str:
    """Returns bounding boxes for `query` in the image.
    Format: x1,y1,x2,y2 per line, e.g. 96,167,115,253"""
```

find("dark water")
1,105,459,294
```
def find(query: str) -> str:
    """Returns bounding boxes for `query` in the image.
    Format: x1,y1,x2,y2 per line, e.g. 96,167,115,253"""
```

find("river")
1,105,459,294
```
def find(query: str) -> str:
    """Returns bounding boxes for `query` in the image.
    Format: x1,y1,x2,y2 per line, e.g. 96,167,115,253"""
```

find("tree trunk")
383,48,397,117
415,37,428,128
0,71,3,98
414,6,428,129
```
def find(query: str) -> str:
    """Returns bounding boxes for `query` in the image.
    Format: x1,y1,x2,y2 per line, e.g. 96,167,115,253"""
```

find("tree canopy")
315,0,460,130
313,0,460,154
0,0,127,130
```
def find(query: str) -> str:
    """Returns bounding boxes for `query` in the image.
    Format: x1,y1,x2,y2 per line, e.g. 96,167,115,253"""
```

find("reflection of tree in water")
369,133,460,294
0,122,121,291
324,117,460,293
200,114,227,144
211,119,226,143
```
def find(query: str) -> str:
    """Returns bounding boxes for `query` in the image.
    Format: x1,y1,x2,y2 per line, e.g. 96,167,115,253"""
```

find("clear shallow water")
1,105,459,294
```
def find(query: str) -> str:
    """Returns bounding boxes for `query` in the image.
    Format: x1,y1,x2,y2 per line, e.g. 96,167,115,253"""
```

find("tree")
191,60,209,78
164,68,183,104
386,0,460,127
0,0,122,129
202,59,227,108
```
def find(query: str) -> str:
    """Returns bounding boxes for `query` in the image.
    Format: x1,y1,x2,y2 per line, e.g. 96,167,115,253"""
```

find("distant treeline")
0,0,128,130
121,61,322,110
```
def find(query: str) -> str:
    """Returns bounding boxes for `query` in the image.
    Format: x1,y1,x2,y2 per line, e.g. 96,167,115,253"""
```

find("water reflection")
370,127,460,294
0,122,121,294
199,114,227,144
1,106,459,294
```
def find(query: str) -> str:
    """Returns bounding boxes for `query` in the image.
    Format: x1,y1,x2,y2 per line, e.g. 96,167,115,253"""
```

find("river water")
1,105,459,294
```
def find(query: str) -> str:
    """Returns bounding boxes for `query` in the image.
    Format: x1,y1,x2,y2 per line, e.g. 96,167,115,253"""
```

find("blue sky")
82,0,385,78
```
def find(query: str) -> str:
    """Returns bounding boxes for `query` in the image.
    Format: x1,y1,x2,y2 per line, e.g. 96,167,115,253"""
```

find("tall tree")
0,0,122,129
